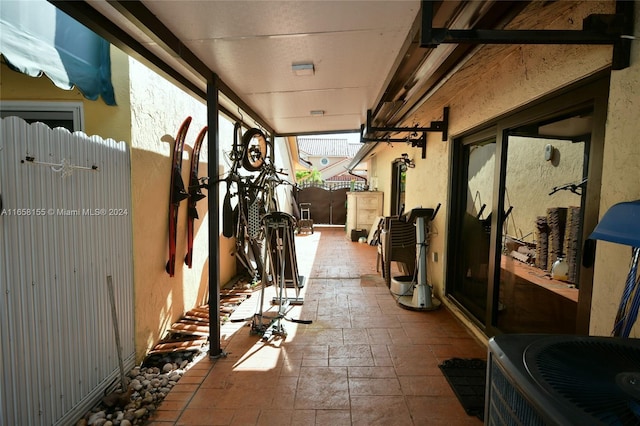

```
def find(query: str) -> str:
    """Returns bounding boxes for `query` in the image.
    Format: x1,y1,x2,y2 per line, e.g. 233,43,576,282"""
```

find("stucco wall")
128,58,239,359
371,1,621,336
501,136,585,241
591,2,640,337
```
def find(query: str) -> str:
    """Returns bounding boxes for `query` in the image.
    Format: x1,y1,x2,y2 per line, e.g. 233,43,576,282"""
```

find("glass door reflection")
450,138,496,324
496,112,591,333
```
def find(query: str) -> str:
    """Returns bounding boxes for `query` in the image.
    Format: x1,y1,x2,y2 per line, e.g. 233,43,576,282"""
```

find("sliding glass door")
447,76,608,336
448,131,496,325
496,111,590,334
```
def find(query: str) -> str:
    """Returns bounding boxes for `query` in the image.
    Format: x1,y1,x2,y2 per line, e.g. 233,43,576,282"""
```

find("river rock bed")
75,347,208,426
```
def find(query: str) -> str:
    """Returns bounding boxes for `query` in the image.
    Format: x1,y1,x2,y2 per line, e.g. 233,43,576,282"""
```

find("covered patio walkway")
149,226,486,425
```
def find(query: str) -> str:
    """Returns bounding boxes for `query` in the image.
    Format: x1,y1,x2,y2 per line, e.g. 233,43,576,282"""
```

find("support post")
207,73,223,358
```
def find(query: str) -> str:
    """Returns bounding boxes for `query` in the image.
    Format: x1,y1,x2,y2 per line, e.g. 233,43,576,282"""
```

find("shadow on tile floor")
148,226,486,426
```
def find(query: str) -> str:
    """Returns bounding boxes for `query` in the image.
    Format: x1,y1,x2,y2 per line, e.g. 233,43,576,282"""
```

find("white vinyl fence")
0,117,135,426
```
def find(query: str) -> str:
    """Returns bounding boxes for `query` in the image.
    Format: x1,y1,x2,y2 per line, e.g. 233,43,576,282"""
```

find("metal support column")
207,73,223,358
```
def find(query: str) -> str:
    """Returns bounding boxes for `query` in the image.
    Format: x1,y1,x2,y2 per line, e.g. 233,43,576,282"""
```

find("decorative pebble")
75,346,204,425
133,408,147,419
88,411,106,425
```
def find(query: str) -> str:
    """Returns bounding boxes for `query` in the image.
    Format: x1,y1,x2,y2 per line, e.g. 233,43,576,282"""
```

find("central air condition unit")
485,334,640,425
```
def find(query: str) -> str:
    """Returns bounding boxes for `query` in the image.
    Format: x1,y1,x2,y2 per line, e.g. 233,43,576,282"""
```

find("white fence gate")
0,117,135,426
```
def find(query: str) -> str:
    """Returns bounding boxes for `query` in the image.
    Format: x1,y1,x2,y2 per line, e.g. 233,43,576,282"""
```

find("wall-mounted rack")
420,0,634,70
361,106,449,159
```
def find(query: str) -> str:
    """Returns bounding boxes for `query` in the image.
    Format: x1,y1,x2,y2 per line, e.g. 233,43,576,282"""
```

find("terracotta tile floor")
148,226,486,425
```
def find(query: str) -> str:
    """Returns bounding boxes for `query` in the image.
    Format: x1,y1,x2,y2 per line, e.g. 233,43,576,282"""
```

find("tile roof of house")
325,172,366,182
297,138,362,158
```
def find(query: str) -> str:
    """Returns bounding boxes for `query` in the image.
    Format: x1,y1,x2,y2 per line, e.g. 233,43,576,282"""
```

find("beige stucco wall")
128,58,238,360
370,0,622,340
502,136,585,241
590,2,640,338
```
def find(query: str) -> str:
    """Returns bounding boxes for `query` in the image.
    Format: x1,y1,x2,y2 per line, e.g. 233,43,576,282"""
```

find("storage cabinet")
346,191,383,239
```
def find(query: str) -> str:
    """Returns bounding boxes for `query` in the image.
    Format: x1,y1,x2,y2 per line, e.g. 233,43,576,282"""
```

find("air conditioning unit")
485,334,640,425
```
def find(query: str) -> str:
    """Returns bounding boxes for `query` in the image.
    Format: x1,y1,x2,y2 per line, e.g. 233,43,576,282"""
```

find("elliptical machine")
396,204,441,311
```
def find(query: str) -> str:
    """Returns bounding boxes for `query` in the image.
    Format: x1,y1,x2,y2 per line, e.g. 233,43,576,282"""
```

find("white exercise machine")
396,205,441,311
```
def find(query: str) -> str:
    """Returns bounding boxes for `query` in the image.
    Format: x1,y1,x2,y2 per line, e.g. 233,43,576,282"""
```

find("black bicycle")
221,123,288,282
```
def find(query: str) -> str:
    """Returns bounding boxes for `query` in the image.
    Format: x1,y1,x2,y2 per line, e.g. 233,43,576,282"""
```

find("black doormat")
438,358,487,420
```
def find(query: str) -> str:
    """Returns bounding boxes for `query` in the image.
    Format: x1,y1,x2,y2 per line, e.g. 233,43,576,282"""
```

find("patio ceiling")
50,0,525,136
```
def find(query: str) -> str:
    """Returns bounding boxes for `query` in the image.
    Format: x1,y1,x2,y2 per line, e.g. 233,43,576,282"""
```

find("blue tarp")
0,0,116,105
